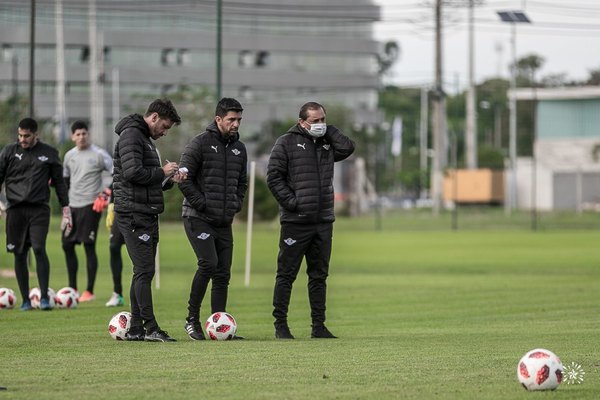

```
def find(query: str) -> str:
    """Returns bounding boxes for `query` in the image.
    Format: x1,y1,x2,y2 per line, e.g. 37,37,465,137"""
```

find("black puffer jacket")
179,122,248,227
267,124,354,224
0,141,69,208
113,114,170,215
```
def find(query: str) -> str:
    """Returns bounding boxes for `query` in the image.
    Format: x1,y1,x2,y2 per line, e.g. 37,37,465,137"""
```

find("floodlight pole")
497,10,530,214
508,22,517,213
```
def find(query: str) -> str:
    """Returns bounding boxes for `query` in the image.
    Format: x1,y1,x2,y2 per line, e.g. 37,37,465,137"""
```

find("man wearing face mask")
267,101,355,339
178,98,248,341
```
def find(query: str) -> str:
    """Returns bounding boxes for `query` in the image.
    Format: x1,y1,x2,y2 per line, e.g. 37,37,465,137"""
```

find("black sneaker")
125,326,146,341
275,325,295,339
311,325,337,339
184,319,205,341
145,329,176,342
232,335,245,340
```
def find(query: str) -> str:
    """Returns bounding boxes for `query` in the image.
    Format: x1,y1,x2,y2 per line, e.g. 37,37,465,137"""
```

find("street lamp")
497,10,531,214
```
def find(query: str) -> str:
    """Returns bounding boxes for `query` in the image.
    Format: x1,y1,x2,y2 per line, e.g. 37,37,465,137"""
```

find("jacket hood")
207,121,240,144
115,114,149,137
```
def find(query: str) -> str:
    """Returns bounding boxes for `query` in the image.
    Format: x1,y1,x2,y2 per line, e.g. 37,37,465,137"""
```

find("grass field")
1,213,599,399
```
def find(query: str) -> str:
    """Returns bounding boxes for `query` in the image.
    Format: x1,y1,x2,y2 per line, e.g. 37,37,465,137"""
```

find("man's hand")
172,167,188,183
93,188,112,213
106,203,114,230
61,206,73,237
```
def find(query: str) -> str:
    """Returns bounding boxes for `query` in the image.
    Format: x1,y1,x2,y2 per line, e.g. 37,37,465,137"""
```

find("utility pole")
29,0,35,117
431,0,447,215
55,0,67,143
419,86,429,199
89,0,105,148
216,0,222,100
465,0,477,169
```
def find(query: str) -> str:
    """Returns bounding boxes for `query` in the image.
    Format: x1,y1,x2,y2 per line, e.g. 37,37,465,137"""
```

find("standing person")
112,98,184,342
62,120,113,302
0,118,70,311
179,98,248,341
104,191,126,307
267,101,355,339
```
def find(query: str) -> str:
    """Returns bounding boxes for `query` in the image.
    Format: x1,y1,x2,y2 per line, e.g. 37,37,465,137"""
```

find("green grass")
1,215,599,399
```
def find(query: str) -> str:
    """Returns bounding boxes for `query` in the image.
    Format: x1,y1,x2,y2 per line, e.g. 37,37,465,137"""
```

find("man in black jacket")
179,98,248,341
267,101,355,339
0,118,70,311
113,98,183,342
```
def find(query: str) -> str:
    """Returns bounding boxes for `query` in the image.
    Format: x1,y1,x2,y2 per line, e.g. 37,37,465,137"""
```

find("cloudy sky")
373,0,600,91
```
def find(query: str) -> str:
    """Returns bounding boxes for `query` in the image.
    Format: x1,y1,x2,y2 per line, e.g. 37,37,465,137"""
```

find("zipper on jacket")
314,139,322,218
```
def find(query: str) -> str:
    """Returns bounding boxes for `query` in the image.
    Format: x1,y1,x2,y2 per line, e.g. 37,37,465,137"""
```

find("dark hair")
71,120,88,133
216,97,243,118
299,102,326,120
18,117,38,133
145,98,181,125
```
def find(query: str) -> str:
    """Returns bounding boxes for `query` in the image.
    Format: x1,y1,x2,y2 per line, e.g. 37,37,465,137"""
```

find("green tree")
0,95,29,147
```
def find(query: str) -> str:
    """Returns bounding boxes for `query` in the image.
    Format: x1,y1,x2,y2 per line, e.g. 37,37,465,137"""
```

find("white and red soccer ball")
28,287,56,309
0,288,17,309
517,348,563,391
55,287,78,309
205,312,237,340
108,311,132,340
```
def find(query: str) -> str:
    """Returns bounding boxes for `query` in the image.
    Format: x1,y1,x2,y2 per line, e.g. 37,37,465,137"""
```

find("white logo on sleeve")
198,233,211,240
232,149,240,155
138,234,151,242
38,156,49,162
284,238,296,246
7,243,15,251
211,146,218,153
297,143,306,150
15,153,23,160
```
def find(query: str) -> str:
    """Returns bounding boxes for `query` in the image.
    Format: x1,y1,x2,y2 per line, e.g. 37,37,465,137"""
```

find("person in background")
113,98,184,342
179,98,248,341
62,120,113,302
0,117,70,311
267,101,355,339
104,185,126,307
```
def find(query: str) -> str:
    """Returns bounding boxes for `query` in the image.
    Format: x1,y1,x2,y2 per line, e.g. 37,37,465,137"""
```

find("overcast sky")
373,0,600,92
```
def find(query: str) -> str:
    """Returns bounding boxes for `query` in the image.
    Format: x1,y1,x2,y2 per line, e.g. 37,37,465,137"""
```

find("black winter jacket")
0,141,69,208
267,124,354,224
179,122,248,227
112,114,171,215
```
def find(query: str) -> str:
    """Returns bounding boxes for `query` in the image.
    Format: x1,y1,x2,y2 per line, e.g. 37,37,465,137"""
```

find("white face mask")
307,123,327,138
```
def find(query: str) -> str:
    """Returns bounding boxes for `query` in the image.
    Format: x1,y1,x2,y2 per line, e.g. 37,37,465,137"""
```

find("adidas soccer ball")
0,288,17,309
29,287,56,308
108,311,131,340
205,312,237,340
55,287,78,309
517,348,563,391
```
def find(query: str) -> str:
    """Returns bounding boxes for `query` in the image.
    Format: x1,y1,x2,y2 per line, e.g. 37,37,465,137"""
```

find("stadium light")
497,10,531,214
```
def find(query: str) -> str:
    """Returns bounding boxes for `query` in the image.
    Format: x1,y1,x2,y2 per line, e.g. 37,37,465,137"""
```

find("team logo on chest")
323,144,330,150
38,156,48,162
231,149,240,156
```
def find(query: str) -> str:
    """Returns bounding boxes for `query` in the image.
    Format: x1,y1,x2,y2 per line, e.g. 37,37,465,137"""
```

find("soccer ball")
205,312,237,341
108,311,132,340
517,348,563,391
55,287,78,309
29,287,56,309
0,288,17,309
